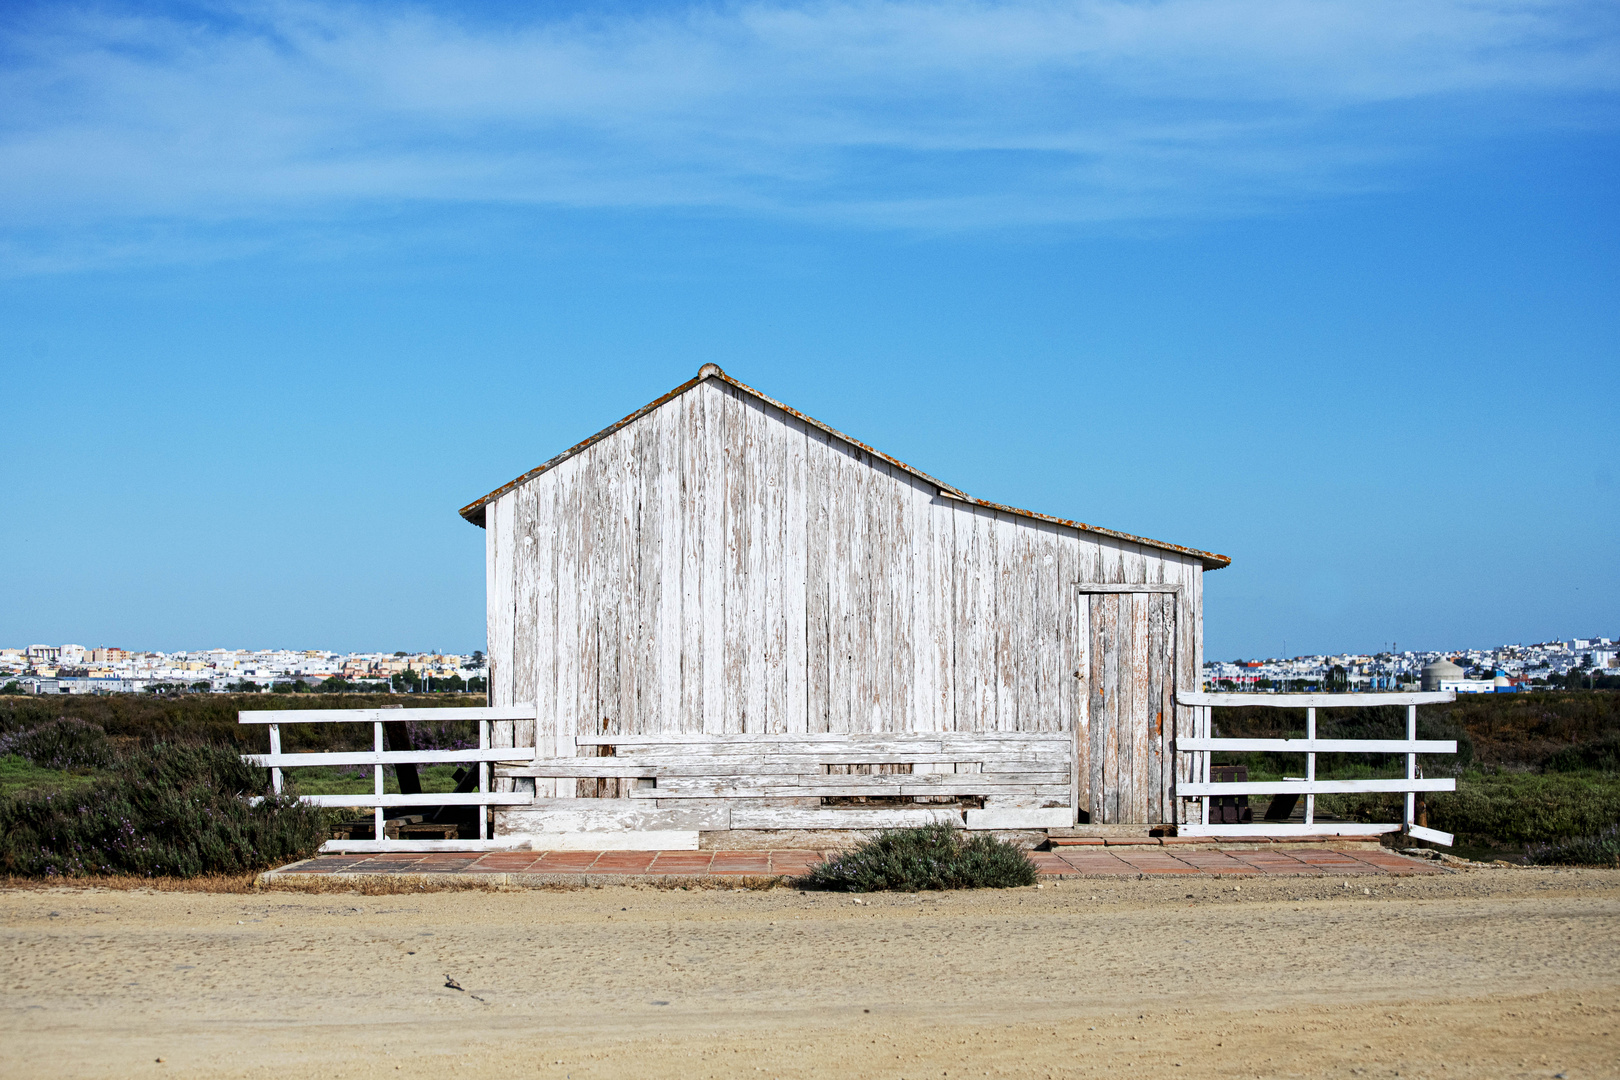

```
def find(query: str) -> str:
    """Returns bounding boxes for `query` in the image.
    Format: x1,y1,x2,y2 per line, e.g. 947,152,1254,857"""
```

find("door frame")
1074,583,1185,825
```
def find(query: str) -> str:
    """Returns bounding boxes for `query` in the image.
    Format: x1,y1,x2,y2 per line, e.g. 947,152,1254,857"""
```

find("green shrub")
0,717,114,771
0,693,487,753
1318,771,1620,846
1525,825,1620,867
0,742,330,878
797,824,1038,892
1544,735,1620,774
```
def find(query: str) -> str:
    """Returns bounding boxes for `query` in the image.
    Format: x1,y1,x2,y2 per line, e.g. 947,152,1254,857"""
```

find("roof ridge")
458,365,1230,570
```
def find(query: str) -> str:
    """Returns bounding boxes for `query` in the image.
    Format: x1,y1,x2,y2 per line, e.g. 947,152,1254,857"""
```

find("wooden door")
1078,588,1178,824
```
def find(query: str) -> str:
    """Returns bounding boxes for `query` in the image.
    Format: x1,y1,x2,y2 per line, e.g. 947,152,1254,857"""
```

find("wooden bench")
494,732,1075,832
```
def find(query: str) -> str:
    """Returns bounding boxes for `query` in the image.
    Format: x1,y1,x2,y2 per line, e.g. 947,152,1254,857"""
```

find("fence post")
1304,707,1316,827
268,724,283,795
374,719,386,846
478,719,490,840
1200,705,1211,827
1405,704,1417,833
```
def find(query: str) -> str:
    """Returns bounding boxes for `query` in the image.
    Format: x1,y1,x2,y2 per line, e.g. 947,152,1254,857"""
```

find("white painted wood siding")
485,378,1205,818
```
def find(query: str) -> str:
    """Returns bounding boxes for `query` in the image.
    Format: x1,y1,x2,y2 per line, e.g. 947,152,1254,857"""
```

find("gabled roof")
459,364,1230,570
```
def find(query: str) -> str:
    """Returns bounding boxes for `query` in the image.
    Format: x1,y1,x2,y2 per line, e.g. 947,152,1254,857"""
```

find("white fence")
239,705,538,853
1175,691,1459,845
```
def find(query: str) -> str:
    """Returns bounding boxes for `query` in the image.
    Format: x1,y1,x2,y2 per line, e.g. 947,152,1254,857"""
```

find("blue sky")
1,0,1616,659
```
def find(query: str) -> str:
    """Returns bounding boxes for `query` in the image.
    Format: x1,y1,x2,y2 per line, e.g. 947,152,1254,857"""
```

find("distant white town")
0,646,487,695
1204,637,1619,694
3,636,1615,696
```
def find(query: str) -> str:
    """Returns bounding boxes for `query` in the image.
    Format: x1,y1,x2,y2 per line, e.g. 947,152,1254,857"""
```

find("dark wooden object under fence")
1208,765,1253,824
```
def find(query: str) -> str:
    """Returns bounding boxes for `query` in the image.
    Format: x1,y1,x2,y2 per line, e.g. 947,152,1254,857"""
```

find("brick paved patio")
264,845,1440,883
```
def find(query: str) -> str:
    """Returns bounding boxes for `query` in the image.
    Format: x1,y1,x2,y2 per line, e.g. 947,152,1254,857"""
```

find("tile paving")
266,845,1440,882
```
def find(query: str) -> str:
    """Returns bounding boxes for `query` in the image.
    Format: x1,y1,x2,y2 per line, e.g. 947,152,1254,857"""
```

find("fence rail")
239,704,538,853
1175,690,1458,845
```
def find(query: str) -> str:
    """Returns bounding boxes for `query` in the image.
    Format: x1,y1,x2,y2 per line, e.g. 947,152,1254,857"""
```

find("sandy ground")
3,867,1618,1080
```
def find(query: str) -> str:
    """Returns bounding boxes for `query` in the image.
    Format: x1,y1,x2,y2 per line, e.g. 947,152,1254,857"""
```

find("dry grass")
0,870,796,896
0,872,263,894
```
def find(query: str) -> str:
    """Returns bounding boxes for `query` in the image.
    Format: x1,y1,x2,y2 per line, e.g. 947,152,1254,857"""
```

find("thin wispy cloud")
2,0,1615,269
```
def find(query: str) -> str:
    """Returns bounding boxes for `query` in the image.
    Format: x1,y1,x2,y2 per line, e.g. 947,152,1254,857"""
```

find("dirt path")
4,868,1617,1079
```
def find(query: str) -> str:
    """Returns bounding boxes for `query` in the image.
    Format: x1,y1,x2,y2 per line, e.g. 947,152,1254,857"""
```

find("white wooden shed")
460,365,1230,846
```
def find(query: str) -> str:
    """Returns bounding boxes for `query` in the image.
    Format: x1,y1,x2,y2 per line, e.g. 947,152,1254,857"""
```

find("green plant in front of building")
796,824,1038,892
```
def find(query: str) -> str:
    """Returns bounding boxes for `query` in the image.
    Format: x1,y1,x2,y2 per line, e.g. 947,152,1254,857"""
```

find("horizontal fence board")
561,751,1070,765
316,839,534,854
239,704,538,725
248,749,530,768
1175,823,1400,837
1177,691,1455,708
496,757,1062,778
274,793,534,808
637,778,1071,800
1175,738,1457,754
1407,824,1455,845
498,762,659,778
571,734,1071,748
645,772,1068,790
1179,778,1456,797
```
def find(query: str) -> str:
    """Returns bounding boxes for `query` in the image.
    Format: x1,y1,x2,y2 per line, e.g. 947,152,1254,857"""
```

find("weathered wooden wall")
484,377,1204,820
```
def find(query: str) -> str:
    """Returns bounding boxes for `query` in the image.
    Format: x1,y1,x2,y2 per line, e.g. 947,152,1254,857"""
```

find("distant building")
1420,659,1464,692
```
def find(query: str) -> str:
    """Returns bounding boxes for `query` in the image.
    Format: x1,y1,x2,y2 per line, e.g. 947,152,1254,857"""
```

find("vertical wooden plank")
1039,526,1064,735
993,514,1021,733
575,446,602,780
483,491,498,707
885,467,913,733
851,448,876,732
595,433,623,758
1134,590,1154,822
489,494,516,711
1092,593,1116,823
805,426,832,733
1146,589,1167,824
631,412,657,735
909,480,935,733
1097,536,1123,586
1026,525,1045,734
1122,540,1148,586
722,385,747,734
783,414,809,735
746,397,772,733
1124,592,1148,821
931,493,956,732
951,503,978,734
531,473,558,797
616,422,640,740
1181,556,1202,823
829,443,856,733
1113,590,1132,823
1027,523,1048,734
974,508,998,732
505,481,540,790
701,382,727,734
680,384,706,734
552,455,581,797
1073,582,1090,822
656,392,683,736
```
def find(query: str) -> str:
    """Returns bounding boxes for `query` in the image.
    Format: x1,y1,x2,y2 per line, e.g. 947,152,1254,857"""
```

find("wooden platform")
260,845,1442,886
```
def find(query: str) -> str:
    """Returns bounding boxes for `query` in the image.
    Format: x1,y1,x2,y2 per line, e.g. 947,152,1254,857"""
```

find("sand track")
4,868,1617,1079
